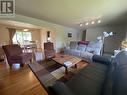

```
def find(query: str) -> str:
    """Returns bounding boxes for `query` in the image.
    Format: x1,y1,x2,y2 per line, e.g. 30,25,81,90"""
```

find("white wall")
0,25,41,46
86,25,126,54
0,25,10,44
40,28,56,50
125,25,127,40
3,14,81,52
54,27,81,52
40,27,81,52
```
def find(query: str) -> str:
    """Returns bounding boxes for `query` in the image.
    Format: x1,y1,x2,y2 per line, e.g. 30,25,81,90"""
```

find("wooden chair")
44,42,55,61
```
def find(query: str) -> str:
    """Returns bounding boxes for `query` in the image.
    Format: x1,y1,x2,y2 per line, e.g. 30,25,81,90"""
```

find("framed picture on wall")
68,33,72,37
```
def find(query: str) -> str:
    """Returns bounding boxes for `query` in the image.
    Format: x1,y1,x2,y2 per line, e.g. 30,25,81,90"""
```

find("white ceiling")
0,20,41,30
13,0,127,29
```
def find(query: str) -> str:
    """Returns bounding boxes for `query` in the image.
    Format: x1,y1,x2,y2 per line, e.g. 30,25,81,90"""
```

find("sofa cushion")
86,41,102,55
49,81,75,95
79,63,108,82
66,62,108,95
112,50,127,95
80,51,93,62
67,74,103,95
10,53,32,63
113,64,127,95
4,44,22,56
102,63,114,95
86,42,95,52
77,44,86,51
70,41,78,49
70,49,81,57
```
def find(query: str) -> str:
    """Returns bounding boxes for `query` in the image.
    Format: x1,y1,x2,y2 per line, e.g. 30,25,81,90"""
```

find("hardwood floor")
0,62,48,95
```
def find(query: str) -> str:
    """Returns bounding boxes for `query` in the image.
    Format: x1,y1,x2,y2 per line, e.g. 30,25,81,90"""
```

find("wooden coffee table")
52,54,82,74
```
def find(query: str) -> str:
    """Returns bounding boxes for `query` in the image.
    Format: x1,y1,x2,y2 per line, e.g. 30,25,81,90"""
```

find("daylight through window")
13,30,32,45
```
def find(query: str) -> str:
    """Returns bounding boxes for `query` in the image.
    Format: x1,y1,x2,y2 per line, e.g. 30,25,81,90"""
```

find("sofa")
64,41,103,62
49,50,127,95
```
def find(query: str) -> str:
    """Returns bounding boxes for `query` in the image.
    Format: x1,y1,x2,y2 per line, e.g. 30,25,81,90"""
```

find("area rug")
39,60,88,80
29,60,88,87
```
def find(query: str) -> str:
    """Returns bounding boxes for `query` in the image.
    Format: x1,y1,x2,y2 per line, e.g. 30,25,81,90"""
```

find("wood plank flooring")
0,62,48,95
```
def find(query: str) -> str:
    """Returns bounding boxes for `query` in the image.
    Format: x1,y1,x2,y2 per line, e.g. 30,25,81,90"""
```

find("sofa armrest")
64,46,70,50
49,81,75,95
92,55,112,65
64,47,71,55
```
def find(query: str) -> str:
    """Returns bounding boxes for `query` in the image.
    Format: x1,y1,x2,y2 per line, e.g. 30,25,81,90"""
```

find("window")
13,30,32,45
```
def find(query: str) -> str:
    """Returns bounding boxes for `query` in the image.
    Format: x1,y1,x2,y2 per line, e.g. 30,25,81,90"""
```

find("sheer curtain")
8,28,16,44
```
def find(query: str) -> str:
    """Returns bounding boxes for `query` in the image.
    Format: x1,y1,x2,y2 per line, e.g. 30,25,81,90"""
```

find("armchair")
2,44,32,68
44,42,55,60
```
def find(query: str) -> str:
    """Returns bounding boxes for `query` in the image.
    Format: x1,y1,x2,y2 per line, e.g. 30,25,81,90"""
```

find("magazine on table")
64,61,72,66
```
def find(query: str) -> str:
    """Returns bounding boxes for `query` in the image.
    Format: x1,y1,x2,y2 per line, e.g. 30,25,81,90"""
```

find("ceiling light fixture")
23,29,29,31
85,22,89,25
78,15,102,27
79,23,83,27
91,21,95,24
98,20,101,23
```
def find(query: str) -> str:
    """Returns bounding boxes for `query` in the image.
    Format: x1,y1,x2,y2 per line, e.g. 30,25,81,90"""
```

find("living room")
0,0,127,95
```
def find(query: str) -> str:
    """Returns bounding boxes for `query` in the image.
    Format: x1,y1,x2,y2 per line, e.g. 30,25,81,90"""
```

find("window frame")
12,30,32,45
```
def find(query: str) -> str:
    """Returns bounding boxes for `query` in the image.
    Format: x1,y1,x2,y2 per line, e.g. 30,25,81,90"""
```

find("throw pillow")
78,41,90,45
50,81,74,95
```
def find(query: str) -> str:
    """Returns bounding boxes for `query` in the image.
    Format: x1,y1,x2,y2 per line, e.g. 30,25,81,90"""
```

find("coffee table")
52,54,82,74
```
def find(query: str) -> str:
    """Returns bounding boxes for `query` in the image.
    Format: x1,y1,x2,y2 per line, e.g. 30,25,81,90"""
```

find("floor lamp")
101,31,113,55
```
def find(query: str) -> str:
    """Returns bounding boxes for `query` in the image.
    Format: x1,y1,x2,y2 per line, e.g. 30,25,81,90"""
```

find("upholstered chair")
2,44,32,68
44,42,55,61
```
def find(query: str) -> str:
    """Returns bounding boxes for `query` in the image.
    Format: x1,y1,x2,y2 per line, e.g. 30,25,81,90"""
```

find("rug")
29,60,88,87
39,60,88,80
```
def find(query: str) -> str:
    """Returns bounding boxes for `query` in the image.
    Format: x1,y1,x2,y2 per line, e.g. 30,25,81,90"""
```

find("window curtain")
8,28,16,44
